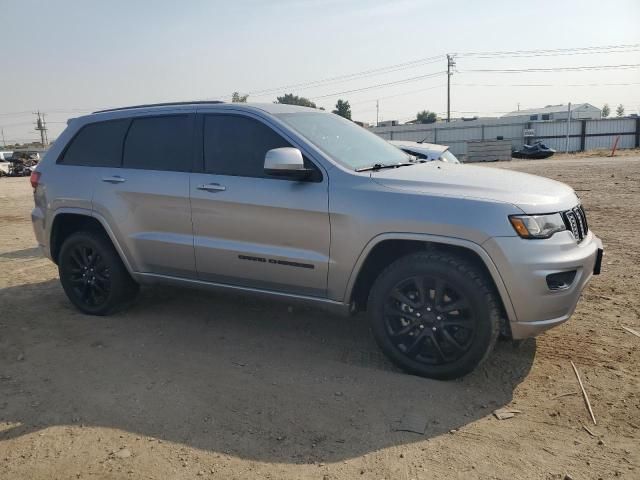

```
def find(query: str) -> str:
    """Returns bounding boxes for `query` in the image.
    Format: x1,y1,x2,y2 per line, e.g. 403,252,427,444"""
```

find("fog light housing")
546,270,577,291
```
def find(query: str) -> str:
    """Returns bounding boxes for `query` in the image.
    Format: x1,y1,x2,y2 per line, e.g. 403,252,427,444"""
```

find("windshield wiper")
355,162,415,172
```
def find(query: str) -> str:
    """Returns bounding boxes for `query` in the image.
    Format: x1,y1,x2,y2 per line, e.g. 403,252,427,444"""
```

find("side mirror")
264,148,313,180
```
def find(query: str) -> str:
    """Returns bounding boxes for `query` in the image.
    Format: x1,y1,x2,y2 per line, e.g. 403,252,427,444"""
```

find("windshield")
440,150,460,163
277,112,409,171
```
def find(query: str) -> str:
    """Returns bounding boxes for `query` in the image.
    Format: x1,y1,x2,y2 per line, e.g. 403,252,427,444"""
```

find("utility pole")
1,128,5,148
446,54,456,123
376,100,379,127
517,102,520,111
34,111,48,146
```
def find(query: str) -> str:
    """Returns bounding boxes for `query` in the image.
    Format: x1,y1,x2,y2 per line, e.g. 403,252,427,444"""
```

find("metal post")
446,54,455,123
580,120,587,151
1,128,5,147
565,102,571,153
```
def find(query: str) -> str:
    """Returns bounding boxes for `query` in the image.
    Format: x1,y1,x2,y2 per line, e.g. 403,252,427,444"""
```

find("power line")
454,82,640,87
462,64,640,74
458,44,640,57
242,44,640,99
457,49,640,59
350,83,447,106
310,71,446,100
244,43,639,98
247,55,443,97
0,121,33,128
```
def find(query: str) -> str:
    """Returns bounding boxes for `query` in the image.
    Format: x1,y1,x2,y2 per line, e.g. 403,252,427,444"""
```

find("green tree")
416,110,437,124
601,104,610,118
332,99,352,119
616,104,625,117
275,93,317,108
232,92,248,103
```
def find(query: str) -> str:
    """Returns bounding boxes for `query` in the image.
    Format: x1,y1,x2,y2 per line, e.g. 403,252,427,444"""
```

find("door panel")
190,173,329,296
189,112,329,296
93,169,195,277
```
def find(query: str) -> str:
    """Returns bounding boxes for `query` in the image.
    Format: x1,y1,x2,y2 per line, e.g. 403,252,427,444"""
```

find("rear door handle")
102,176,126,184
197,183,226,192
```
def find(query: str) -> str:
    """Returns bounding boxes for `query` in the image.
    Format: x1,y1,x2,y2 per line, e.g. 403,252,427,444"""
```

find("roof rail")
93,100,224,114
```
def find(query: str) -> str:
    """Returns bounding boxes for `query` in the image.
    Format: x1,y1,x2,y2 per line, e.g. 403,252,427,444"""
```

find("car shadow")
0,247,41,259
0,279,536,464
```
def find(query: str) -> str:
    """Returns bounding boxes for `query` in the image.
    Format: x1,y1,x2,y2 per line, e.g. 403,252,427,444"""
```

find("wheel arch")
49,209,135,275
346,233,517,329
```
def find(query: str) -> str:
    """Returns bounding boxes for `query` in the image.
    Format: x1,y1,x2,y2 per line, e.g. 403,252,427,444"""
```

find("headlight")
509,213,566,239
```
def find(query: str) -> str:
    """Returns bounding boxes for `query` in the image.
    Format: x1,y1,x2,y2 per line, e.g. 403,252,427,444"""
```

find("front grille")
562,205,589,242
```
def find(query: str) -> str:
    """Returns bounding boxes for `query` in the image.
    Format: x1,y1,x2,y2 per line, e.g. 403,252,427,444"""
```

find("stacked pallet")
466,140,512,163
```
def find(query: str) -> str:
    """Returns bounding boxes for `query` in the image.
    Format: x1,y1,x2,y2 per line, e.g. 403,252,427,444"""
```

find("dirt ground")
0,154,638,480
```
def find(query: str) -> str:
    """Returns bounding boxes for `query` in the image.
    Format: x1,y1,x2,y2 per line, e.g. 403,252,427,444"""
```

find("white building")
502,103,601,121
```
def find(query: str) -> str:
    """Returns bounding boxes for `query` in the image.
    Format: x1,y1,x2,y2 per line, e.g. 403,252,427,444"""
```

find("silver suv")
31,102,603,379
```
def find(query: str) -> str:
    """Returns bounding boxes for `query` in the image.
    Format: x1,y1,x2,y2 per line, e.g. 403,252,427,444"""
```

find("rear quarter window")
59,119,130,167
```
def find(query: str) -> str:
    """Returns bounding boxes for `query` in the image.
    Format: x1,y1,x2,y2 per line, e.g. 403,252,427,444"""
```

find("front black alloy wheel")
59,231,138,315
368,252,500,380
384,275,476,365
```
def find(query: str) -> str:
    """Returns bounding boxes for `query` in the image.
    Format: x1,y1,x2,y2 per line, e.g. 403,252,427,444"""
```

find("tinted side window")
123,115,192,172
60,119,129,167
203,115,292,177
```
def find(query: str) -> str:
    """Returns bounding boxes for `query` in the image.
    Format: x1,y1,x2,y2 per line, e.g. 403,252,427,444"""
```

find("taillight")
30,171,41,190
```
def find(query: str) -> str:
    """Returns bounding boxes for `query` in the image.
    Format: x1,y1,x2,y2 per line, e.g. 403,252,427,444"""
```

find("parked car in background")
31,101,602,380
0,158,10,176
390,140,461,163
0,151,14,175
11,150,41,162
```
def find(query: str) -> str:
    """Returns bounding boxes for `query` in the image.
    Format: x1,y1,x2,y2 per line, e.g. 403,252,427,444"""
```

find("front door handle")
102,176,126,184
197,183,226,192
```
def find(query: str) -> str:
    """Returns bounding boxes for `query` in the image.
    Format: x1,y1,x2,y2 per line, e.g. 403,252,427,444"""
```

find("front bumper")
483,230,603,339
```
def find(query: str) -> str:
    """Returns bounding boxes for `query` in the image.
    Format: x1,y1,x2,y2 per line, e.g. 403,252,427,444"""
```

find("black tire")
58,230,139,315
367,251,500,380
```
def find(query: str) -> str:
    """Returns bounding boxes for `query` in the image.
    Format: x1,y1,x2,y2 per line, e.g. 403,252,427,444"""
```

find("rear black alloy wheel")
62,244,112,309
58,231,139,315
384,275,475,365
368,252,500,380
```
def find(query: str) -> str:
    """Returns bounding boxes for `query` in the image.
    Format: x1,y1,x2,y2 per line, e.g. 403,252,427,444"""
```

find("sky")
1,0,639,144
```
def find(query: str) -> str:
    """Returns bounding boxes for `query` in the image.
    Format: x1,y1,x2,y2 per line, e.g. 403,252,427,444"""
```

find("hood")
370,162,579,214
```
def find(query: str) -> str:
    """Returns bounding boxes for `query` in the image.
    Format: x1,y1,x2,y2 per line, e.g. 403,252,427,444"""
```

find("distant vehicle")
0,158,10,176
1,152,16,176
3,150,40,177
389,140,461,163
11,151,41,162
512,141,556,159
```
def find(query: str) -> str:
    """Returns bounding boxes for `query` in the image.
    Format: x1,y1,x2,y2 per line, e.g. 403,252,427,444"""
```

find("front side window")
60,119,129,167
123,115,191,172
203,115,293,178
529,115,538,121
277,112,409,171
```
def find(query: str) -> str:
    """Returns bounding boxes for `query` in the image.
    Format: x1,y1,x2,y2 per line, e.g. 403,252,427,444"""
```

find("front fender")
342,232,518,324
